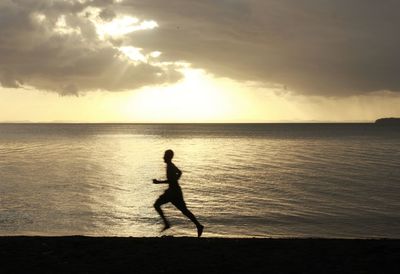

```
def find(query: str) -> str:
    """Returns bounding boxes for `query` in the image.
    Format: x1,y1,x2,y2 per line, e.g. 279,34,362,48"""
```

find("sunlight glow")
118,47,162,63
119,46,146,62
149,51,162,58
96,16,158,39
3,78,400,122
120,69,241,122
77,8,161,63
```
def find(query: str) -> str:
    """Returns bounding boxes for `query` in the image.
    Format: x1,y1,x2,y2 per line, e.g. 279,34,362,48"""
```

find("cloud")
99,7,116,21
0,0,181,95
116,0,400,96
2,0,400,97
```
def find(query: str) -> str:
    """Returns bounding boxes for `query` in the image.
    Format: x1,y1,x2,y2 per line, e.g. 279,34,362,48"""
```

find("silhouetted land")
0,237,399,273
375,117,400,124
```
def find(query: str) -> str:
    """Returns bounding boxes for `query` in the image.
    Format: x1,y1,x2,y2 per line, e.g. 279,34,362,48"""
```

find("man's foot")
197,224,204,238
161,223,170,232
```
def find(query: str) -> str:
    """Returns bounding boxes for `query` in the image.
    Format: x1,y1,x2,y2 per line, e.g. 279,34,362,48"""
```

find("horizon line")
0,120,377,124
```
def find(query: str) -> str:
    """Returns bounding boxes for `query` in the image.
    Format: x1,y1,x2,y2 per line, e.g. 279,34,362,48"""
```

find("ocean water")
0,123,399,238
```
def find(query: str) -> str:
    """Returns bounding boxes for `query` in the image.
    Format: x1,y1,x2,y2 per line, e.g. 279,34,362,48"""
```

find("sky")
1,0,400,122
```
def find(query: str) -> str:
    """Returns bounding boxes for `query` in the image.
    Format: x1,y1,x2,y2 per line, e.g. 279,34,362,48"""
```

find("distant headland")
375,117,400,124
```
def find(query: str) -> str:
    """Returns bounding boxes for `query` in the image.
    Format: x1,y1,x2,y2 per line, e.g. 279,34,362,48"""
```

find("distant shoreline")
375,117,400,124
0,121,375,125
0,236,398,273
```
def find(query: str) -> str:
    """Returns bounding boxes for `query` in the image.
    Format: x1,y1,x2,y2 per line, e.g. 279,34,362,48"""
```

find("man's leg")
173,200,204,237
154,195,170,231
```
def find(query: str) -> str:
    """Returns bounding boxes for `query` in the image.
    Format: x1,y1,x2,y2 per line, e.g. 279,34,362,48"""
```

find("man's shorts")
157,187,187,210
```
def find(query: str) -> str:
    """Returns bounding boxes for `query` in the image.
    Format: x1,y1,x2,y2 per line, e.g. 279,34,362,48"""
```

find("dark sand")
0,237,399,273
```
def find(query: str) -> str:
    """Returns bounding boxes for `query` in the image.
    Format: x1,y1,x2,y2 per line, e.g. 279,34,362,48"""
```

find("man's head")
163,149,174,163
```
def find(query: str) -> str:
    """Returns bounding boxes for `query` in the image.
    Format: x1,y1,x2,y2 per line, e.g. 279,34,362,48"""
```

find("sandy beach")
0,237,398,273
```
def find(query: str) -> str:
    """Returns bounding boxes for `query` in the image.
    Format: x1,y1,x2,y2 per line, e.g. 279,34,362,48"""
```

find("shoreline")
1,236,399,273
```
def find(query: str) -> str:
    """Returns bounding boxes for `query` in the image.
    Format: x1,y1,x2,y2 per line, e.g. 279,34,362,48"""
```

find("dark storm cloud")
0,0,181,95
118,0,400,95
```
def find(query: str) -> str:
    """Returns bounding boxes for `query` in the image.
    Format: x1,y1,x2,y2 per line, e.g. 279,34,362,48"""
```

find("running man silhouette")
153,149,204,237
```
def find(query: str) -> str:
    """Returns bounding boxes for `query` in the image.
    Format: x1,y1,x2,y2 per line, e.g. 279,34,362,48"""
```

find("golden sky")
1,0,400,122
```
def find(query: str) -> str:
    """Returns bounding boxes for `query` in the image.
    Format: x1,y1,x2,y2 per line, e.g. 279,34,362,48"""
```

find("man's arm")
153,179,168,184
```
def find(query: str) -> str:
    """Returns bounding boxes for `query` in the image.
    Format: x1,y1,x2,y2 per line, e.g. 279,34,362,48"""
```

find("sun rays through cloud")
1,0,400,122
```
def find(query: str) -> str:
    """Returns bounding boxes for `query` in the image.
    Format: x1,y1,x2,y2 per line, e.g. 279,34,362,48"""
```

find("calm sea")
0,123,399,238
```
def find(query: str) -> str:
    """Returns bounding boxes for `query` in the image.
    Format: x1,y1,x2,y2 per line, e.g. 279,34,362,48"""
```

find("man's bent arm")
153,179,169,184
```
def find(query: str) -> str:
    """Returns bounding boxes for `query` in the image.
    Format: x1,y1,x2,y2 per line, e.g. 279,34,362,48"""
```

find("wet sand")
0,237,399,273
